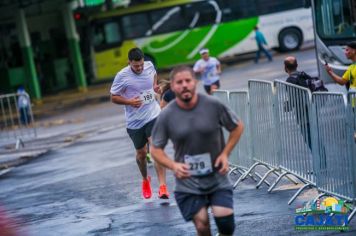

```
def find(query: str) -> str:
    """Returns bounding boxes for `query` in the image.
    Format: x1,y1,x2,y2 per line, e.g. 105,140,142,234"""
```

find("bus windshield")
315,0,356,39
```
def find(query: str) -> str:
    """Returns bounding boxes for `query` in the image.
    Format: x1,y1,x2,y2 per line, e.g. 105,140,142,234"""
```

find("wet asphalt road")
1,48,355,235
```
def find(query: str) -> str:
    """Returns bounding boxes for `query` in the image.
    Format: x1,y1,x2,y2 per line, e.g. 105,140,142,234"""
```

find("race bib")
184,153,212,176
140,89,155,105
207,72,215,79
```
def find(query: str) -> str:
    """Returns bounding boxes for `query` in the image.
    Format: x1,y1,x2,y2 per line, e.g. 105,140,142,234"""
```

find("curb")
33,95,110,120
0,149,49,170
0,123,120,172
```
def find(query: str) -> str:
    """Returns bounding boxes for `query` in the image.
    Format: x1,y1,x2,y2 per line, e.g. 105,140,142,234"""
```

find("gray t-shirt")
152,94,239,194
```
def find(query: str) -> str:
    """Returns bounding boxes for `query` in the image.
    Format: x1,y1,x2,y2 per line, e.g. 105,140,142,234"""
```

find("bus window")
121,13,150,39
219,0,257,22
256,0,304,15
315,0,355,38
93,21,122,50
184,1,216,27
149,7,185,35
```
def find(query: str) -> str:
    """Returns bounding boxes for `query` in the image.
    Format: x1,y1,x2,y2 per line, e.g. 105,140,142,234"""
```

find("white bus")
310,0,356,85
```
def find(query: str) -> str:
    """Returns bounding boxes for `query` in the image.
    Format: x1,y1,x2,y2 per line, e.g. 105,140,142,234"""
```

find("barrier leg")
284,175,299,185
15,138,24,150
254,172,271,186
346,208,356,225
268,172,289,193
239,162,260,180
267,167,299,185
228,166,238,176
312,193,327,204
233,175,244,189
288,183,312,205
256,168,277,189
237,168,246,176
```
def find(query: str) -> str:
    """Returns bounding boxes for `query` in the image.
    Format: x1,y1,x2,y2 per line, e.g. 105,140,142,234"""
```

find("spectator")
17,86,31,125
325,41,356,92
158,79,175,109
284,56,312,150
254,26,272,63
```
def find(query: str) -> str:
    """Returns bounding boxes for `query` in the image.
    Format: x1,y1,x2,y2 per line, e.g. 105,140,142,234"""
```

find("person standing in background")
325,41,356,92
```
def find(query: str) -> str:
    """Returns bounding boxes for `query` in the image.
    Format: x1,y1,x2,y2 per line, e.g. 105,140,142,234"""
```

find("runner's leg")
149,137,166,183
146,143,152,164
136,145,148,179
146,118,169,198
192,207,211,236
211,189,235,236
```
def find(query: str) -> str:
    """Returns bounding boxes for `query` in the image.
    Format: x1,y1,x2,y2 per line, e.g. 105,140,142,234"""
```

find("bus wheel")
278,28,302,52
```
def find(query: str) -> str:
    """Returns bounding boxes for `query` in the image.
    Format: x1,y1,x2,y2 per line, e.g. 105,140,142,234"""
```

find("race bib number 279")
184,153,212,176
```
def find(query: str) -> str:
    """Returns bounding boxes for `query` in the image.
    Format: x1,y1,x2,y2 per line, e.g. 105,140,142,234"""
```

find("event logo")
295,197,351,231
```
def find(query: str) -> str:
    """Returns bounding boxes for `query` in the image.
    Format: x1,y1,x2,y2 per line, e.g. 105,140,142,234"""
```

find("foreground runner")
151,66,244,235
110,48,169,199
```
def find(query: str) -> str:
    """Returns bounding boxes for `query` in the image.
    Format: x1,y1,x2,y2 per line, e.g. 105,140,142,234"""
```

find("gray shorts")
174,188,233,221
127,118,156,150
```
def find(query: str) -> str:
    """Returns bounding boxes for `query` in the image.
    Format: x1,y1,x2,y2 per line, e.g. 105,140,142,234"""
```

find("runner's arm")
111,94,141,107
151,146,190,179
153,73,160,93
216,63,222,75
224,120,244,156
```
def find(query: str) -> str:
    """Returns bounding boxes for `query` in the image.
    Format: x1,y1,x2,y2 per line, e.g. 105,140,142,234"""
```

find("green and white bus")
310,0,356,85
81,0,314,81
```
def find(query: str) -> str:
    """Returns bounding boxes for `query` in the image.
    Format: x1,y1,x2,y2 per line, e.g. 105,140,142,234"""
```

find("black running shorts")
204,80,220,94
174,188,233,221
126,118,156,150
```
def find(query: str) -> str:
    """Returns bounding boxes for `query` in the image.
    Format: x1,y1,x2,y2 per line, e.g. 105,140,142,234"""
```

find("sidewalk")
0,82,114,172
32,82,112,120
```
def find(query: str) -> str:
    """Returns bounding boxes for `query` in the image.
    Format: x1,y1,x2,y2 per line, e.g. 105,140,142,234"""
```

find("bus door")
92,19,128,81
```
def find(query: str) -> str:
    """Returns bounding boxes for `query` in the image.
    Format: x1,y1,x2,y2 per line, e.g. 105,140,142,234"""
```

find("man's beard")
178,89,193,103
181,97,192,103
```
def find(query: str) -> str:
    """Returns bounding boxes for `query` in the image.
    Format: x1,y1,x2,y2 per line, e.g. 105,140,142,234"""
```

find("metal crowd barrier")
228,90,267,185
312,92,356,223
212,90,231,162
236,80,282,188
270,80,315,204
217,82,356,222
212,90,230,148
228,91,252,173
347,92,356,222
0,92,36,148
212,90,229,105
312,92,354,200
349,92,356,162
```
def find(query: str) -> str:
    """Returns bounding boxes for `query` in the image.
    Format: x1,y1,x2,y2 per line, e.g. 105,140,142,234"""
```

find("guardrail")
213,82,356,223
0,92,36,149
236,80,285,189
270,80,315,204
228,91,252,174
